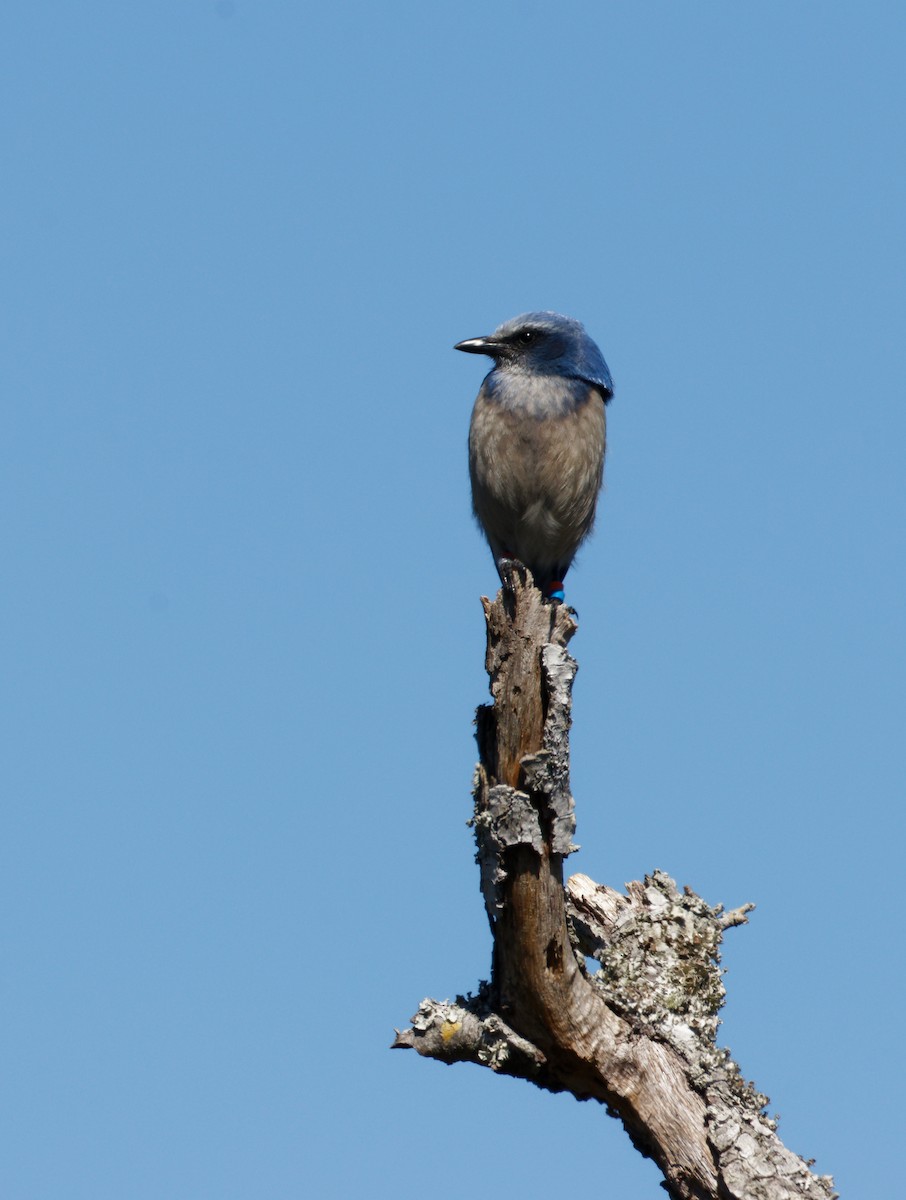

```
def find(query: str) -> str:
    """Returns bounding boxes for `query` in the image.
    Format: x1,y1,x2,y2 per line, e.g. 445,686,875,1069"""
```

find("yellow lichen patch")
440,1020,461,1043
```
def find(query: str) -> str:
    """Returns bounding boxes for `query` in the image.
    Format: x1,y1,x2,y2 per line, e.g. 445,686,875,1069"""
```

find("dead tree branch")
394,567,835,1200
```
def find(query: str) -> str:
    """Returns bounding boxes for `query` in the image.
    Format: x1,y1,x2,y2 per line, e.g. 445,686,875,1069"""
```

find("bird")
455,311,613,601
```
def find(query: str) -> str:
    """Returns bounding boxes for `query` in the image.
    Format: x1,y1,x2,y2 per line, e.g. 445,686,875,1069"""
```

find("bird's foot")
497,557,523,596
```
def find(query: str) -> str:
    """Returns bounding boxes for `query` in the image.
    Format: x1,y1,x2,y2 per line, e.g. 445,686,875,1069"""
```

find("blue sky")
2,3,904,1196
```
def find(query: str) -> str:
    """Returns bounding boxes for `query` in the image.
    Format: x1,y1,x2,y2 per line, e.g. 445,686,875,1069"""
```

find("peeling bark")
394,567,836,1200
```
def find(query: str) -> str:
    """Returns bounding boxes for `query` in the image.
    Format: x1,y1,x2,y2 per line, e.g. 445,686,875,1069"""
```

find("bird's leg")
544,580,566,603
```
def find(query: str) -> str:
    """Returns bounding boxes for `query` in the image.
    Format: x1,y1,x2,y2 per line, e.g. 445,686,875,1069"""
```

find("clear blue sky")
2,3,903,1197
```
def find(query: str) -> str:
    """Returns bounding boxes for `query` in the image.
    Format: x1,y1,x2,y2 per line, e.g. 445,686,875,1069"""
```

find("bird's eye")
518,330,536,345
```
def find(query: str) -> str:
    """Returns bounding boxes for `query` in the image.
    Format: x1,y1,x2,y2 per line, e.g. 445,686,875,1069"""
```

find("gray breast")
468,383,606,580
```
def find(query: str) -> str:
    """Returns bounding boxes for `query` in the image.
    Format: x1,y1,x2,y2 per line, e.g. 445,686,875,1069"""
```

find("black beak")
453,336,500,357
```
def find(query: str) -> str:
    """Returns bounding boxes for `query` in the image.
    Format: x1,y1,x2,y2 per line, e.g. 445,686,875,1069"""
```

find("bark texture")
394,567,836,1200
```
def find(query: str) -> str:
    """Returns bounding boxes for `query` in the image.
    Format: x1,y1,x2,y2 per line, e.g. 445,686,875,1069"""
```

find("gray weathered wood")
394,566,836,1200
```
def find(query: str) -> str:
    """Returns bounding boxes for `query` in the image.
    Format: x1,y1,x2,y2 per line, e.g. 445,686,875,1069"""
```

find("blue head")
455,311,613,399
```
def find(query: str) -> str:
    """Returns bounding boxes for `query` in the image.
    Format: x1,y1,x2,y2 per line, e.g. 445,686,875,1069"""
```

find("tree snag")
393,566,836,1200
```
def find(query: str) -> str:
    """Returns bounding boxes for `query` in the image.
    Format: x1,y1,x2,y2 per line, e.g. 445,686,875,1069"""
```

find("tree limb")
394,567,836,1200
